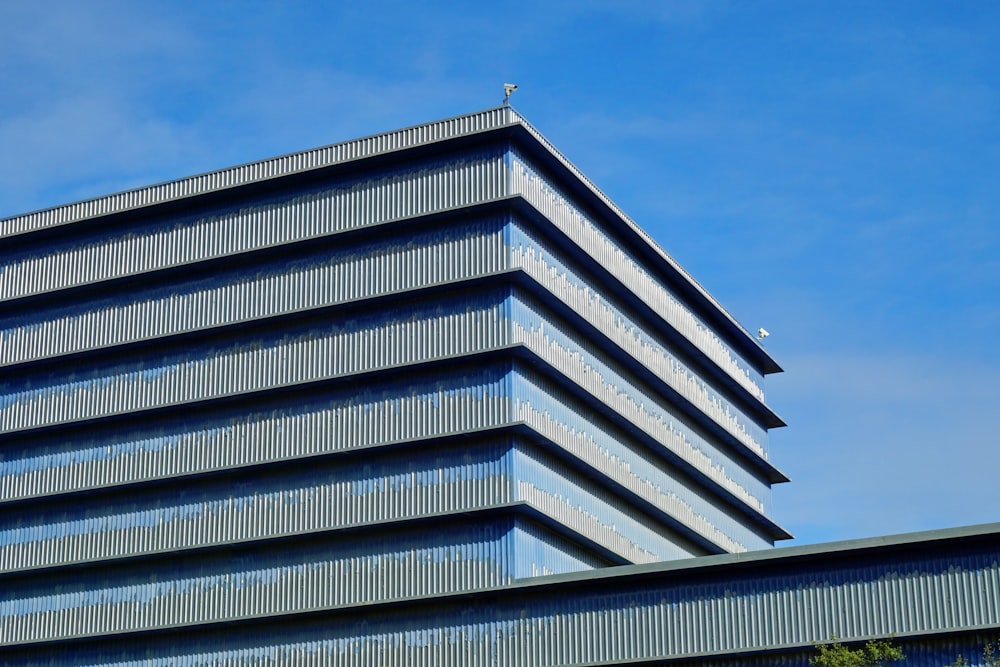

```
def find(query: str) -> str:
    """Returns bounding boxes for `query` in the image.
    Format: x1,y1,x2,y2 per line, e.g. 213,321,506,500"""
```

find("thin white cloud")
0,2,486,216
0,2,208,215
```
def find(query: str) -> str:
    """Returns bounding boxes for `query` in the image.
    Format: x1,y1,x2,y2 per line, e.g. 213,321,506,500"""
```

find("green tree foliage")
986,640,1000,667
810,638,906,667
946,639,1000,667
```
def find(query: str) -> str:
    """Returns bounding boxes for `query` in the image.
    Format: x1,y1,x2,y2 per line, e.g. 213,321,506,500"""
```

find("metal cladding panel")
510,517,609,579
2,213,774,461
509,219,773,453
0,107,519,239
1,105,778,376
0,301,772,559
0,149,508,302
509,147,768,403
510,368,772,553
3,538,996,665
0,441,704,580
0,427,694,575
0,413,760,582
511,112,776,372
511,360,769,526
0,366,513,503
0,440,516,574
1,279,774,517
1,148,777,434
511,442,697,563
509,290,772,512
0,291,518,434
1,217,511,367
0,383,742,576
0,519,521,646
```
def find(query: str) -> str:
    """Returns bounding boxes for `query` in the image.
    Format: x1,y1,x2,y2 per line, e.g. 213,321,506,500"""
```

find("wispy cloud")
0,2,209,215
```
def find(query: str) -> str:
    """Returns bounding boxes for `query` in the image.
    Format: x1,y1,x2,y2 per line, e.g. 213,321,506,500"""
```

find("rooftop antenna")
503,83,518,106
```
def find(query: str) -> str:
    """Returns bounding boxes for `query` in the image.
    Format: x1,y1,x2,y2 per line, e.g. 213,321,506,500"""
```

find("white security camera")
757,328,770,341
503,83,519,105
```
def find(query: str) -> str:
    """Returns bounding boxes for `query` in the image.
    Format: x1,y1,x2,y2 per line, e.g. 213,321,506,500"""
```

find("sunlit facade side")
4,108,993,665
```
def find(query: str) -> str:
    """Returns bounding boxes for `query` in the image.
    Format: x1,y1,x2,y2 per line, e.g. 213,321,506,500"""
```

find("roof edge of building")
0,106,523,237
514,520,1000,587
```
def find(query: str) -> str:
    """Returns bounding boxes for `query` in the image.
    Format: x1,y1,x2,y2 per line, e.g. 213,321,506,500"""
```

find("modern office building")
1,107,997,665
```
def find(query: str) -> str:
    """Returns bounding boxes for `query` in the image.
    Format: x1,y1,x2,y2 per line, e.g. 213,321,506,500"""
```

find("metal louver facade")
1,107,996,665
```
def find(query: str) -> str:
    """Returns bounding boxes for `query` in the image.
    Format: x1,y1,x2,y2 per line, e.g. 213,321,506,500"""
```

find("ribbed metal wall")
1,223,776,505
3,423,755,647
510,109,763,357
0,367,511,503
1,286,773,556
0,104,767,376
0,438,515,574
509,290,772,511
2,538,996,665
1,452,728,585
512,357,768,524
0,424,711,577
510,220,773,451
1,154,775,436
0,292,517,433
0,519,518,646
2,215,771,482
511,443,694,563
0,150,507,302
0,107,519,239
0,218,510,367
509,148,767,405
3,214,772,463
511,368,773,551
510,517,611,579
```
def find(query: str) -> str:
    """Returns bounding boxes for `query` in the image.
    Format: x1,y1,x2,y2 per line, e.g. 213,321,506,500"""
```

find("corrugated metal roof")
517,520,1000,587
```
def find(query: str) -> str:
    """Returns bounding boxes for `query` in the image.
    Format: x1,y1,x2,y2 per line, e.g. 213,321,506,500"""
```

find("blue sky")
1,1,997,547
